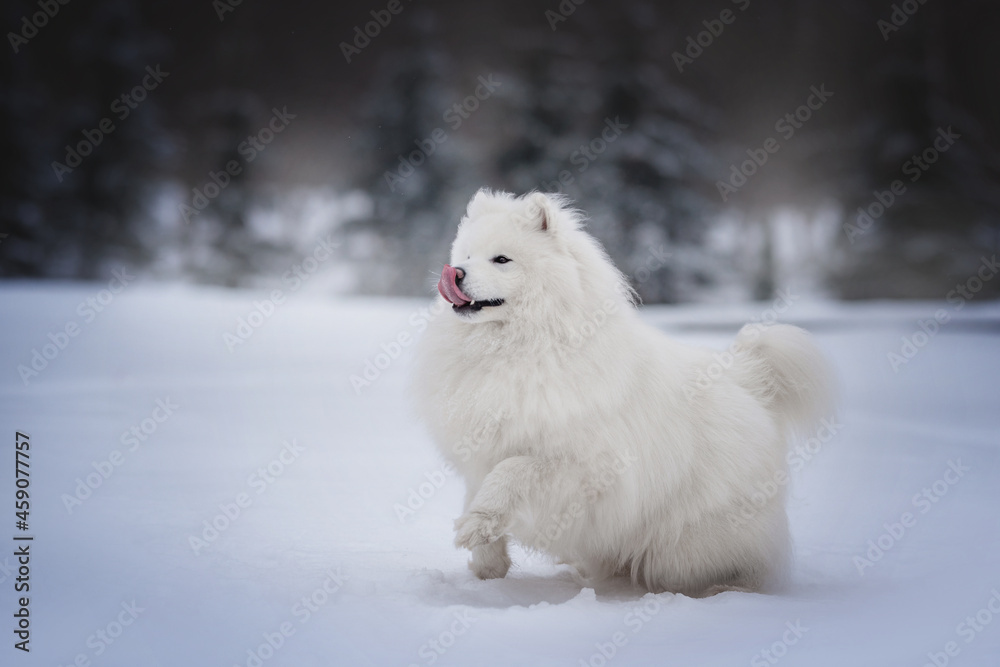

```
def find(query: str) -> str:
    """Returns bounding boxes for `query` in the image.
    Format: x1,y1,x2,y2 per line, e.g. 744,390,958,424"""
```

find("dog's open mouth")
452,298,505,313
437,264,504,313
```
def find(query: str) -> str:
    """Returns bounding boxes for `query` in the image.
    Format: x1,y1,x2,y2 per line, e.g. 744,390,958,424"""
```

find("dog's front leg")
454,456,551,551
459,470,513,579
468,537,511,579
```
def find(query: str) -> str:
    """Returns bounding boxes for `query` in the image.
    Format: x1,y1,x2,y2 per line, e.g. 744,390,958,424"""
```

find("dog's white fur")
413,190,832,595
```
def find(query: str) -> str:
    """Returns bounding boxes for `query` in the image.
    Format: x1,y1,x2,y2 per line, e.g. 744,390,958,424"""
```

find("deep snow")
0,282,998,667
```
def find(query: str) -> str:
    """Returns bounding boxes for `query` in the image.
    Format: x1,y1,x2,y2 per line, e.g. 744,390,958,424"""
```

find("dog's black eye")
492,255,511,264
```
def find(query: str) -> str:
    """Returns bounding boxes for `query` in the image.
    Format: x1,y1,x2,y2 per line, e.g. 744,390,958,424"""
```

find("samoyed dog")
413,189,831,596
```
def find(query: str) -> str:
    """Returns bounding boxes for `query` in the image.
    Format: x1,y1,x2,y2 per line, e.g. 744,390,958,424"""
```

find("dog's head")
437,190,634,325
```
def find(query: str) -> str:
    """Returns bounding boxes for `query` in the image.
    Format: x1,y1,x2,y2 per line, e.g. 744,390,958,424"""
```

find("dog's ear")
525,192,554,232
466,188,494,219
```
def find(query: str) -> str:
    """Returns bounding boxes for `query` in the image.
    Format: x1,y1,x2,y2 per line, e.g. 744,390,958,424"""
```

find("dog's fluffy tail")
731,324,834,437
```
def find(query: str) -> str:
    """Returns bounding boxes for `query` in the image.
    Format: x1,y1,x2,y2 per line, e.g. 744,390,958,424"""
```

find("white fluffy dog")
413,189,831,596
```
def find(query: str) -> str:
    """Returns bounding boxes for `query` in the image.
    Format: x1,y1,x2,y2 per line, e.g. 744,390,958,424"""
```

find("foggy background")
3,0,998,303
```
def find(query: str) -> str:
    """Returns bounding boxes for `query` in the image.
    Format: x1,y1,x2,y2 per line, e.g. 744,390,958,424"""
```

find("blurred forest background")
2,0,998,303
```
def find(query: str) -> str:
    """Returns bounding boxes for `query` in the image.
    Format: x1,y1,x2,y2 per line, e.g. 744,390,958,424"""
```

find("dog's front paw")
470,542,511,580
454,510,505,549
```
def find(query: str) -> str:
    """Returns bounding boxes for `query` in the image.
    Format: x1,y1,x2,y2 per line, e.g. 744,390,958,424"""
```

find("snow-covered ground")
1,281,998,667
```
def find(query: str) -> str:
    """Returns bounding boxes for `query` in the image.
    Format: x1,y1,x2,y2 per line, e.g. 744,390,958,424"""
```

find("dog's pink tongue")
437,264,472,306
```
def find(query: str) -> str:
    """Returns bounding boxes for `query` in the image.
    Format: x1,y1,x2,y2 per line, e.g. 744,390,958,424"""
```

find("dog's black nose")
454,267,466,283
